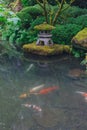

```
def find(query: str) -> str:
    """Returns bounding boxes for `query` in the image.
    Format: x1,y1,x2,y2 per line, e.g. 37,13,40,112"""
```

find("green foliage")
66,15,87,28
30,17,45,29
52,24,83,45
0,4,12,25
21,0,36,6
73,0,87,8
0,4,6,25
72,48,85,58
16,5,43,28
17,5,43,19
2,22,37,47
17,10,32,28
26,30,37,43
81,59,87,65
63,6,87,18
2,24,28,47
56,6,87,26
0,0,5,4
0,41,23,59
21,0,57,7
0,5,24,48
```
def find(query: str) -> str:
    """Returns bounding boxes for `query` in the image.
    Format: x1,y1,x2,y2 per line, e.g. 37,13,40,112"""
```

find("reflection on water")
0,55,87,130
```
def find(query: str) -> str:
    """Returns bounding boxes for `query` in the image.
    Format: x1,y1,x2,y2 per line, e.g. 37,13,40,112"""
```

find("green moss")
23,43,71,56
34,22,55,31
74,28,87,41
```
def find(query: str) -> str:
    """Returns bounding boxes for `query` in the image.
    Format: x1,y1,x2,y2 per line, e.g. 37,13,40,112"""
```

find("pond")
0,55,87,130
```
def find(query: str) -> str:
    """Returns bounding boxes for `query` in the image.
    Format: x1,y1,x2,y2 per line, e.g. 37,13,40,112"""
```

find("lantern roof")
34,22,55,31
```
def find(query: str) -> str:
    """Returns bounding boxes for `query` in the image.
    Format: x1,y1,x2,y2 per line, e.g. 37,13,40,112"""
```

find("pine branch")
42,0,48,23
36,0,44,9
52,0,65,25
55,0,61,7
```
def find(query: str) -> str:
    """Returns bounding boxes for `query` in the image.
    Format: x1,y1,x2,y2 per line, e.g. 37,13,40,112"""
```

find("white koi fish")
22,103,42,112
29,84,44,93
76,91,87,101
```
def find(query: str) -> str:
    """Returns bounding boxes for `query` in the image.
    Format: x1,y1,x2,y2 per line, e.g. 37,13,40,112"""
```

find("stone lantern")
34,22,55,46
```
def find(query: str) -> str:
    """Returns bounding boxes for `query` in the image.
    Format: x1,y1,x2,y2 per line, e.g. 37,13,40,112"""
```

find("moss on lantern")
23,42,72,56
34,22,55,31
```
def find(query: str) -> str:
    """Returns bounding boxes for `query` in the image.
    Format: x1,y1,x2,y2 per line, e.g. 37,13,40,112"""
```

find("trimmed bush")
63,6,87,18
21,0,36,6
66,14,87,28
30,17,45,29
52,24,83,45
57,6,87,25
18,5,43,19
17,10,32,28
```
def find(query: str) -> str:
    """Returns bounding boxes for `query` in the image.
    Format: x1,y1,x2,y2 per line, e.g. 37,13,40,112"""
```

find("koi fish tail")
19,93,30,98
75,91,85,95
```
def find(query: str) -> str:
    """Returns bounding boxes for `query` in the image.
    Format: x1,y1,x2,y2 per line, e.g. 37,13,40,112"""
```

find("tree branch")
36,0,44,9
52,0,65,25
42,0,48,23
61,0,75,14
55,0,61,7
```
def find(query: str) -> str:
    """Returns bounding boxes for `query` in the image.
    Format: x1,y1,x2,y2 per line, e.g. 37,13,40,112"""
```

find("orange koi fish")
76,91,87,101
38,86,59,95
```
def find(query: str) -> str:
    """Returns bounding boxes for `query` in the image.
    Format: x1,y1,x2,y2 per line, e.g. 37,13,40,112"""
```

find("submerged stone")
33,108,65,127
68,68,86,79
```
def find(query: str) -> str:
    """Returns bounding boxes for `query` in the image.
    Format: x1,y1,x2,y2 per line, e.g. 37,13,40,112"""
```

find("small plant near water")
81,53,87,72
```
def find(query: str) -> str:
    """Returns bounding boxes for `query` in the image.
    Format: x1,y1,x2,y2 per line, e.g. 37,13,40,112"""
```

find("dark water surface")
0,55,87,130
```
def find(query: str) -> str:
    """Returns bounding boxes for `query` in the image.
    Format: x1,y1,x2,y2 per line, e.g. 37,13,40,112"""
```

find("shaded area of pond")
0,55,87,130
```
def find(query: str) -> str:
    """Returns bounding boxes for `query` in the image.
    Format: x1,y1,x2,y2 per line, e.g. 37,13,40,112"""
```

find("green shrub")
52,24,83,45
30,17,45,29
63,6,87,18
0,4,17,25
2,22,37,47
17,11,32,28
17,5,43,28
66,14,87,28
57,6,87,25
21,0,36,7
18,5,43,19
0,4,23,58
21,0,57,7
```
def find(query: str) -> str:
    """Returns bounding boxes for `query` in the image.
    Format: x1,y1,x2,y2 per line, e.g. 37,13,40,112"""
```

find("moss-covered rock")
72,28,87,49
23,43,71,56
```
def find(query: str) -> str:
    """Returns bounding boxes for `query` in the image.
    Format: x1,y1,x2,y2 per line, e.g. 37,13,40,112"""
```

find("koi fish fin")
19,93,31,98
